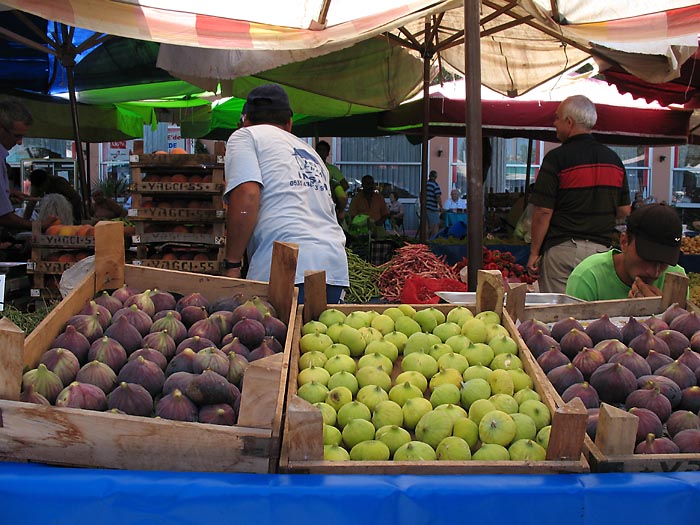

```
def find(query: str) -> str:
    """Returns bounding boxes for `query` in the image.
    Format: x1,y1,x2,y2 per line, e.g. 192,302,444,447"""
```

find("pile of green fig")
297,305,553,462
519,303,700,454
20,286,288,426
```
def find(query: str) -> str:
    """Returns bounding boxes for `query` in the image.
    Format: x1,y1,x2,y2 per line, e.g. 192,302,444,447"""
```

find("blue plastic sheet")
1,463,699,525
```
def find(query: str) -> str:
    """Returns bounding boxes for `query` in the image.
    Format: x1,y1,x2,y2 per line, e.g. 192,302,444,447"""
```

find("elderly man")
443,188,466,213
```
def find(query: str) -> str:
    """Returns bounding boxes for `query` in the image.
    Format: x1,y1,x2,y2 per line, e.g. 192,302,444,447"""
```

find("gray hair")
560,95,597,129
0,98,33,129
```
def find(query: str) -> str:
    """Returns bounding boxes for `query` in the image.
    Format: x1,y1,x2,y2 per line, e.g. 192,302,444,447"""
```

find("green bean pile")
345,249,382,304
1,301,58,335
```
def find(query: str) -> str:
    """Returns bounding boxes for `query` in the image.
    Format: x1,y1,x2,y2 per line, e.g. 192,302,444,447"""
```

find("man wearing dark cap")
223,83,349,303
566,203,686,301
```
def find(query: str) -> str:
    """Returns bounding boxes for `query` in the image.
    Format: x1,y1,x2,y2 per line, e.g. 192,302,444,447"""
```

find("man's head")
92,189,105,203
243,84,293,127
29,168,49,189
315,140,331,161
361,175,376,196
429,170,437,180
450,188,460,201
554,95,597,142
0,98,32,150
621,203,682,284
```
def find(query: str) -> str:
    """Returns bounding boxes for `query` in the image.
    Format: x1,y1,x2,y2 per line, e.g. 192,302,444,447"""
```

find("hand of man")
9,190,29,205
526,254,541,278
629,277,662,298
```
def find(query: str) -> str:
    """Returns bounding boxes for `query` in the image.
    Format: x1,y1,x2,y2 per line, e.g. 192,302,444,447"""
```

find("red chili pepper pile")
377,244,461,302
454,247,536,285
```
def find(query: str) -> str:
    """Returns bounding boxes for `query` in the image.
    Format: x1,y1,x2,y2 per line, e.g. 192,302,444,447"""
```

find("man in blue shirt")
425,170,443,238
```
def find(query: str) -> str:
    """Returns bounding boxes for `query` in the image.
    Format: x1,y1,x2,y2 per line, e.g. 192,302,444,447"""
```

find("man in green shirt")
566,203,686,301
315,140,348,222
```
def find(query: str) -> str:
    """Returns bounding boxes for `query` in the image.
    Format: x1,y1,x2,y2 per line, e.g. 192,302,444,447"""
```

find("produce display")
345,249,382,304
296,305,553,462
681,236,700,255
453,247,535,285
519,305,700,454
689,273,700,305
20,287,288,426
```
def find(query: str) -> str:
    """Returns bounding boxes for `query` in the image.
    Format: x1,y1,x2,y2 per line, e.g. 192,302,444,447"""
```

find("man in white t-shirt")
223,84,349,303
443,188,466,213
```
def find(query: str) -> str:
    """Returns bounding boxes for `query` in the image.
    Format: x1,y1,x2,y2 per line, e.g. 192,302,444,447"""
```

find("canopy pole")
419,18,431,243
464,0,483,291
524,138,533,205
65,62,89,221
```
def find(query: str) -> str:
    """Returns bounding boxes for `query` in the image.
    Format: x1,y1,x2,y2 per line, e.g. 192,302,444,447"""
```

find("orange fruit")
58,225,76,236
170,147,187,154
45,225,62,235
171,174,187,183
193,253,209,261
58,253,76,263
154,150,168,154
162,253,177,261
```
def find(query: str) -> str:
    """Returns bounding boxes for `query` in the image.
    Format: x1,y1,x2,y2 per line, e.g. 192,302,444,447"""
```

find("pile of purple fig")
20,285,288,426
518,303,700,455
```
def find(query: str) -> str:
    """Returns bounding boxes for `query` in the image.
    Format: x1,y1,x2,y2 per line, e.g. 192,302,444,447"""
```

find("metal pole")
524,138,533,205
464,0,483,290
419,18,431,243
65,62,89,221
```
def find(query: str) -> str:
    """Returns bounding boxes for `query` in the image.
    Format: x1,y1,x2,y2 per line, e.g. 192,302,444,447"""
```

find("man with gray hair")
0,98,34,230
526,95,630,294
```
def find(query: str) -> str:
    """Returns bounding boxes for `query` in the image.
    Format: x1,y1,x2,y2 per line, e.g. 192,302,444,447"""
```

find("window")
672,144,700,202
610,145,649,199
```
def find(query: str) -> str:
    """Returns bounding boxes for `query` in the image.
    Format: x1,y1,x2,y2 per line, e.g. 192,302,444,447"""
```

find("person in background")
387,191,404,233
24,168,83,224
0,98,34,231
348,174,390,227
526,95,630,293
443,188,466,213
91,189,127,220
315,140,348,222
631,192,645,211
223,83,348,304
425,170,442,237
566,203,685,301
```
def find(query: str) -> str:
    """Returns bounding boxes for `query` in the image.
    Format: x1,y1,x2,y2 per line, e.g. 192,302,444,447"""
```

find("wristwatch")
223,259,242,269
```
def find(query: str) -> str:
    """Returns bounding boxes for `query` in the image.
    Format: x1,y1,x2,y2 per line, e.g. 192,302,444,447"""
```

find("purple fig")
635,434,679,454
209,310,235,337
571,347,606,380
638,375,683,408
593,339,628,362
252,296,277,318
666,410,700,438
589,362,638,404
249,339,277,361
104,316,143,355
129,347,168,371
165,348,197,376
148,289,177,313
655,360,697,390
76,360,118,394
547,363,584,394
123,290,156,317
220,332,234,347
261,312,287,345
586,408,599,440
628,407,663,444
88,336,128,372
536,346,570,374
111,284,141,303
231,300,264,326
67,313,104,343
608,348,652,378
151,312,187,344
231,318,266,349
38,347,80,385
55,381,107,411
141,331,176,361
655,329,691,359
679,385,700,413
262,335,283,353
625,387,672,422
192,347,229,376
561,382,599,409
229,383,241,412
210,293,245,313
19,384,50,405
22,364,63,404
198,403,236,425
559,329,593,360
79,300,112,329
112,305,153,336
154,309,181,322
176,335,217,355
226,353,249,388
621,316,647,345
176,292,210,314
93,290,123,315
643,315,670,334
677,348,700,372
628,329,670,358
117,356,165,397
518,318,551,342
155,389,198,422
646,349,674,373
661,302,689,326
50,325,91,364
187,317,222,346
107,381,153,416
221,337,251,359
550,317,584,343
585,314,623,345
673,429,700,452
185,370,232,405
669,311,700,339
180,305,209,328
525,330,560,358
162,371,196,396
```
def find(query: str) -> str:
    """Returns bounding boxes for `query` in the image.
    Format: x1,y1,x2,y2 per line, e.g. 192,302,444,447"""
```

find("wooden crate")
512,274,700,472
279,270,589,474
0,221,299,473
